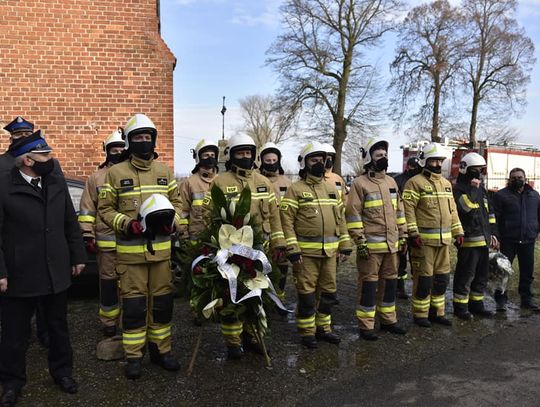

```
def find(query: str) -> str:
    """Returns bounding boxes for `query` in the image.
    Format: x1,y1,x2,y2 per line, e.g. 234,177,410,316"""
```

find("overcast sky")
160,0,540,175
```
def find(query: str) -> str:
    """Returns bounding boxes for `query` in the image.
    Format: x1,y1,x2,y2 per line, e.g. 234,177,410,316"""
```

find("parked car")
66,178,98,297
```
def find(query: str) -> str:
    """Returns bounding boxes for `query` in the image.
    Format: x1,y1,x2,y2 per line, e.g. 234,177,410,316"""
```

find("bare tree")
389,0,465,142
461,0,536,146
237,94,297,149
266,0,401,175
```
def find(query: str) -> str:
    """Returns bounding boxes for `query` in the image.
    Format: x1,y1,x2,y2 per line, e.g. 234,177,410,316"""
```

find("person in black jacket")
0,132,86,406
393,156,420,299
492,168,540,311
452,153,499,320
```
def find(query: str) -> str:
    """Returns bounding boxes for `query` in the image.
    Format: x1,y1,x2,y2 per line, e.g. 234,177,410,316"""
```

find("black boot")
469,300,494,317
381,323,407,335
242,333,266,355
521,297,540,312
429,308,452,326
148,342,180,371
359,329,379,341
315,329,341,344
103,325,117,338
396,279,409,299
125,358,142,380
413,317,432,328
301,336,318,349
227,346,243,360
453,302,473,320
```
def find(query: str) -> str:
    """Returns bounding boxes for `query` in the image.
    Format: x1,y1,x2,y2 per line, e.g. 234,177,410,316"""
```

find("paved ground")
15,248,540,406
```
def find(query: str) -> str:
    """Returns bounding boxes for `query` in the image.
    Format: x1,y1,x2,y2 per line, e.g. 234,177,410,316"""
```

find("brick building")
0,0,176,178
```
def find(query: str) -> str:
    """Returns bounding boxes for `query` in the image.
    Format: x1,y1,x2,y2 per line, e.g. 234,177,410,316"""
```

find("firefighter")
322,143,348,203
402,142,464,328
259,142,292,305
346,138,408,340
393,157,421,299
79,128,126,337
202,134,286,360
452,152,498,319
280,141,352,349
98,114,183,379
179,139,219,240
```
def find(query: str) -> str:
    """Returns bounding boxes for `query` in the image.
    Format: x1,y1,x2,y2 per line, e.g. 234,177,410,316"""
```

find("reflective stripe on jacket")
346,171,407,253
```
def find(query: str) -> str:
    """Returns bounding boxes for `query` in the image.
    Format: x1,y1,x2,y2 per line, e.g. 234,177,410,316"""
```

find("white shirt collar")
19,170,41,188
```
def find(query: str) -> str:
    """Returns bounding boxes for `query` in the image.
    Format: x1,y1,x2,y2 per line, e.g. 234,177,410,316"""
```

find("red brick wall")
0,0,176,178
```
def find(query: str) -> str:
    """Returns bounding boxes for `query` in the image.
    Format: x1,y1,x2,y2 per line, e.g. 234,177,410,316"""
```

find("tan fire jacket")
325,170,349,205
280,173,352,258
402,170,463,246
202,167,286,249
260,170,292,203
78,166,116,251
345,171,407,253
179,169,217,239
98,155,183,264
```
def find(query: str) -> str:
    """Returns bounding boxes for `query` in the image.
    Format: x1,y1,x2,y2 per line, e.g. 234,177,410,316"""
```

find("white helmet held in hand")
123,114,157,150
139,194,175,233
459,152,486,174
298,141,327,170
418,142,447,167
360,137,389,167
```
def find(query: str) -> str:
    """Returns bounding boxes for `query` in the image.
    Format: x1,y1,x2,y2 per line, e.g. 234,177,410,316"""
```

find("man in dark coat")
492,168,540,311
0,131,86,406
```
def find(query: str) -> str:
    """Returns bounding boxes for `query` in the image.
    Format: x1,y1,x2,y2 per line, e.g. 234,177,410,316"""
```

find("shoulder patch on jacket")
445,187,451,192
120,179,133,187
157,177,168,186
279,186,287,191
389,188,397,193
302,191,313,198
257,186,267,193
423,185,432,192
226,186,238,193
329,193,337,199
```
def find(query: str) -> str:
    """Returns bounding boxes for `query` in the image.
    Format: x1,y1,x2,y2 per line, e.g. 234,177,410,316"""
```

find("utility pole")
221,96,227,140
218,96,228,172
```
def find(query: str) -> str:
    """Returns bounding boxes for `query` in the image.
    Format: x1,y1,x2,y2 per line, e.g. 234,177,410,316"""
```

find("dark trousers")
495,240,536,301
0,291,73,391
35,301,49,340
398,252,408,279
454,247,489,298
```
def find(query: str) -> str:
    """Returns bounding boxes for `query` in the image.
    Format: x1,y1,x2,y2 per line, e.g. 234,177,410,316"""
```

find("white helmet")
259,141,282,160
139,194,175,233
123,114,157,150
360,137,389,167
459,152,486,174
192,139,219,164
298,141,327,170
418,142,447,167
322,143,336,156
224,134,256,162
102,128,125,152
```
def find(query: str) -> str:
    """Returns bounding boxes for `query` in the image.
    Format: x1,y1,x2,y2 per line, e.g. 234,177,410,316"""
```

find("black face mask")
407,167,420,176
308,162,326,177
509,179,525,190
32,158,54,176
199,157,217,168
325,158,333,169
130,141,154,159
232,157,253,170
468,169,482,180
262,162,280,173
373,157,388,172
107,153,124,165
426,165,442,174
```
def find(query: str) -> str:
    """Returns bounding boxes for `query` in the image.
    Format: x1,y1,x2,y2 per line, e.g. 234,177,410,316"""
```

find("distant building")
0,0,176,177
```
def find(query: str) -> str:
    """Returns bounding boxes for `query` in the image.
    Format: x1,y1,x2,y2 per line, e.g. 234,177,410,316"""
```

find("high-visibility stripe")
356,309,376,318
221,323,243,335
116,240,171,254
112,213,129,232
364,199,384,208
489,215,496,224
298,241,339,250
286,237,298,244
192,199,204,206
347,221,364,229
339,235,351,242
101,184,117,196
396,217,406,225
147,325,172,340
315,314,331,326
296,315,315,328
377,304,396,313
123,332,146,345
271,232,285,240
451,223,462,231
96,240,117,249
99,306,120,318
470,294,484,301
78,215,96,223
453,296,469,304
462,240,487,248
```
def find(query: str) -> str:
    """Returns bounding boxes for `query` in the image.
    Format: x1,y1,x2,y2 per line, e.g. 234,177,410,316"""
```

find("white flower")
220,207,227,221
218,224,254,249
229,201,236,216
243,213,251,225
244,272,269,290
217,263,240,280
202,298,223,319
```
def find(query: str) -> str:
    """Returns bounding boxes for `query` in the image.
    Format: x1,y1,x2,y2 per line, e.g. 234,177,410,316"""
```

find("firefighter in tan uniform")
98,114,183,379
280,141,352,349
402,143,464,328
258,142,292,302
179,139,219,240
79,128,125,337
202,134,286,360
322,143,348,204
346,138,408,341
